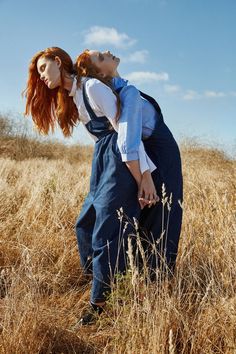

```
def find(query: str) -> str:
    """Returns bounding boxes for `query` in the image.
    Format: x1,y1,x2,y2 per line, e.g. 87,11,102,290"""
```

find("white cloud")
164,84,181,93
182,89,229,100
83,26,136,48
122,50,149,63
126,71,169,84
182,90,201,101
230,91,236,96
204,90,226,98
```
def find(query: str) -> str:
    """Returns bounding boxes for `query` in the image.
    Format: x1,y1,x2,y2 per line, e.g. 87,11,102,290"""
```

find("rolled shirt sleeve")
117,85,142,161
139,142,156,174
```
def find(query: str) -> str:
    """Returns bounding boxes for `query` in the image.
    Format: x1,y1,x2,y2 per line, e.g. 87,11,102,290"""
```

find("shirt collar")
112,77,129,90
68,76,77,97
68,76,128,96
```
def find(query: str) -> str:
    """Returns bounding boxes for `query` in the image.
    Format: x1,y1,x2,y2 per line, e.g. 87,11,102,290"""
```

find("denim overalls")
138,91,183,274
75,80,183,303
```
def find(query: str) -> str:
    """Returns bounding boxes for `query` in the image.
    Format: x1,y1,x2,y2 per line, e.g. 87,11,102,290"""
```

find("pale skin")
37,51,159,307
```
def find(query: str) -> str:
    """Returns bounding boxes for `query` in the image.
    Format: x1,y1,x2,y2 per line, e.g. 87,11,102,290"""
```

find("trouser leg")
139,136,183,275
74,198,96,274
90,205,137,303
139,190,182,276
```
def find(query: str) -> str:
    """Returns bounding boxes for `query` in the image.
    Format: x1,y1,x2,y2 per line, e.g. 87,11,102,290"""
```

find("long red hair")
23,47,79,137
75,50,121,121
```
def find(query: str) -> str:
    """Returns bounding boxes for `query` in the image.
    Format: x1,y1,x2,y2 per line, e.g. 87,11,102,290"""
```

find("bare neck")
63,75,74,92
112,70,120,78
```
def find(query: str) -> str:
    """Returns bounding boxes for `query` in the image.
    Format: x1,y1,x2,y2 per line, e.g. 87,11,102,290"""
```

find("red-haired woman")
24,47,160,325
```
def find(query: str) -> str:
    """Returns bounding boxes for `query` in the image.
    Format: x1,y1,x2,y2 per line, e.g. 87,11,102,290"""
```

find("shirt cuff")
121,151,139,161
139,142,157,174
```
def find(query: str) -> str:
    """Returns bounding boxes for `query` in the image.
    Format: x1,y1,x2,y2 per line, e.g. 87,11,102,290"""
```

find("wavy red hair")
75,50,121,121
23,47,79,137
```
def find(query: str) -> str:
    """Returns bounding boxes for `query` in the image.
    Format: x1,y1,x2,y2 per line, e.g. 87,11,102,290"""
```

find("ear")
54,56,62,68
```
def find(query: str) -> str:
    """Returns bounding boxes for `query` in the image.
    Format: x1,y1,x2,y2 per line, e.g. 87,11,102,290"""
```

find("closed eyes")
39,64,46,72
98,53,104,62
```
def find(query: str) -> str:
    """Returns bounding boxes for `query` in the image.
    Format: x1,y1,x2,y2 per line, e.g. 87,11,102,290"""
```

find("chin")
45,81,51,88
48,82,58,89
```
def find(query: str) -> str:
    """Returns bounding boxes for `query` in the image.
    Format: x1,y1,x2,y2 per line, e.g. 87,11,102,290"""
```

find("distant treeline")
0,113,93,163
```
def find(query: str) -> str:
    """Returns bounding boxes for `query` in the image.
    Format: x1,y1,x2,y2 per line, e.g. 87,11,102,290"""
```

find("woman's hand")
124,161,159,209
138,170,159,209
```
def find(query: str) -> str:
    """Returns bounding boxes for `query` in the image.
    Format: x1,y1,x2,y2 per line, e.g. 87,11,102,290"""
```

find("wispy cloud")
182,90,201,101
122,50,149,63
83,26,136,48
204,90,226,98
164,84,181,93
126,71,169,84
182,89,231,100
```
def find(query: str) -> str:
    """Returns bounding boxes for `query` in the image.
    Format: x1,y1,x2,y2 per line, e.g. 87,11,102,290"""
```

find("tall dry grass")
0,114,235,353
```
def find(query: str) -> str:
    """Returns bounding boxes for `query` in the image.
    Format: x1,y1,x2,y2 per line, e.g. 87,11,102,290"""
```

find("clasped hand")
138,170,160,210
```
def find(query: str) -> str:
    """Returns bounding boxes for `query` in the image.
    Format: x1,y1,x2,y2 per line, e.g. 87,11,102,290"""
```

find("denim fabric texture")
75,79,183,302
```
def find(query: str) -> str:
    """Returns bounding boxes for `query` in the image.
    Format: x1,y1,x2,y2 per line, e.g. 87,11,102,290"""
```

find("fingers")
138,197,149,208
138,197,147,210
147,198,157,208
138,184,159,209
146,192,159,207
152,193,160,203
138,195,159,208
138,199,144,210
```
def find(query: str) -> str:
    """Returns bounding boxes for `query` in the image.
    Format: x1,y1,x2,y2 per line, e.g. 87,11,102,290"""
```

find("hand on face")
37,56,62,89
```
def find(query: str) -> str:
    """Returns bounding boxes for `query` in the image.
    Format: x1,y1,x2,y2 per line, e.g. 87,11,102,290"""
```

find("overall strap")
138,90,162,115
115,87,162,115
82,79,99,121
82,78,114,140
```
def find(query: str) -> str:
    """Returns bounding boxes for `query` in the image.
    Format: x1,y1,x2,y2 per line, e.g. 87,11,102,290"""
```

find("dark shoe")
77,302,104,326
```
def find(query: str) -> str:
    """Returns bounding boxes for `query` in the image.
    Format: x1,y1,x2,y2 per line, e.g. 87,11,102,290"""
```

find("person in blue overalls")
74,49,183,318
23,47,160,325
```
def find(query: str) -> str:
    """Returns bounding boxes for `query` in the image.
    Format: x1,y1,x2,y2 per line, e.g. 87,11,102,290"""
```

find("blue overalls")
75,82,141,303
115,87,183,276
75,82,183,303
138,91,183,275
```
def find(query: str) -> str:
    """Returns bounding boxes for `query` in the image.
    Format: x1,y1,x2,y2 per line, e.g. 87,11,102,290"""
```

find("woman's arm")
125,161,159,209
85,79,158,208
85,79,155,174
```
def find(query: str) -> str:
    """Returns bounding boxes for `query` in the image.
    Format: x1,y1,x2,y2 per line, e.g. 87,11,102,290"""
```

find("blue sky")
0,0,235,156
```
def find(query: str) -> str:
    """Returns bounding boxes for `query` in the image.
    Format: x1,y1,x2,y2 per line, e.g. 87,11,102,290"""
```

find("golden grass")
0,116,235,353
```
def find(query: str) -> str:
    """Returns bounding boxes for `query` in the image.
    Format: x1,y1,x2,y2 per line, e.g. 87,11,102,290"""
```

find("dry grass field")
0,115,235,353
